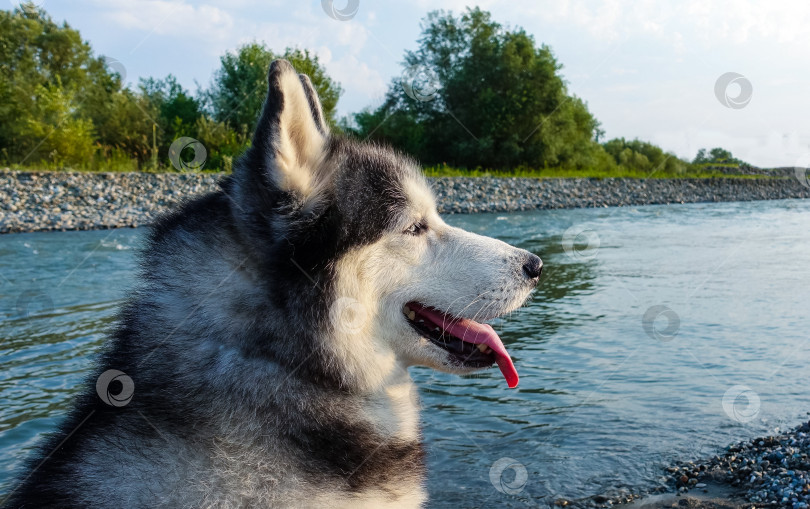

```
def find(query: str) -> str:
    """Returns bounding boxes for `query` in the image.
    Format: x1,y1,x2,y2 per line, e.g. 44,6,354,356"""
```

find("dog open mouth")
403,302,519,388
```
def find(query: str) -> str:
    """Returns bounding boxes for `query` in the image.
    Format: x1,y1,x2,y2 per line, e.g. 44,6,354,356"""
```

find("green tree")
206,44,342,134
1,5,92,163
603,138,689,174
693,147,742,165
0,4,149,167
709,147,733,163
89,89,159,165
139,74,203,162
141,75,201,133
20,80,96,166
349,8,602,170
194,115,250,173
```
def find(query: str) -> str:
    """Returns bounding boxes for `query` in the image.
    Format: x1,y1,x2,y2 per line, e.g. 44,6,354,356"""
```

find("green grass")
3,162,776,180
3,161,223,174
422,164,774,180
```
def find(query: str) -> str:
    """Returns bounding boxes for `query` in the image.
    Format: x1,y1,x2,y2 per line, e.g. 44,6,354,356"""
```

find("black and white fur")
4,60,542,508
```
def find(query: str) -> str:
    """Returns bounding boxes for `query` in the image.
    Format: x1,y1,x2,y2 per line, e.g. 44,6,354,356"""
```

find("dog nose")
522,254,543,283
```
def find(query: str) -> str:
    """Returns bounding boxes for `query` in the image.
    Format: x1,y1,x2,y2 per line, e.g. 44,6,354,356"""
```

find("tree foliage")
20,80,96,165
206,44,342,134
603,138,689,174
693,147,745,166
350,8,605,170
0,6,340,171
0,5,110,165
0,4,705,175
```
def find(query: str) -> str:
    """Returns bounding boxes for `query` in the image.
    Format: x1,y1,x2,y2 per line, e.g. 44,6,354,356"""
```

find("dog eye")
404,221,427,236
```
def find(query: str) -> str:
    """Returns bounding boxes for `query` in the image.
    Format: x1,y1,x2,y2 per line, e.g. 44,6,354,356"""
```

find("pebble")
653,420,810,508
578,420,810,508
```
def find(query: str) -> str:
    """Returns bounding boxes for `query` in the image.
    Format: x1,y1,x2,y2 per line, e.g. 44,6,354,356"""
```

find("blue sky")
16,0,810,168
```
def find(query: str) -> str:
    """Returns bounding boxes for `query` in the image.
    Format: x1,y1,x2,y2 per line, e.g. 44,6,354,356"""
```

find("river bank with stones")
578,419,810,509
2,170,810,234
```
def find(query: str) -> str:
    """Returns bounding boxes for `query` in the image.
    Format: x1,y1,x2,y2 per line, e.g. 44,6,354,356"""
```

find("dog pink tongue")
417,306,519,388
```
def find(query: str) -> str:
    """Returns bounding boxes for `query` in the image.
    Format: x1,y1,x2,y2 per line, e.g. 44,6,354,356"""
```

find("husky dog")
5,60,542,508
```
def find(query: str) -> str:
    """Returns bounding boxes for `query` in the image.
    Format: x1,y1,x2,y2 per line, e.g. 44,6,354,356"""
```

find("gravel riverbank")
1,171,809,233
576,420,810,509
657,420,810,508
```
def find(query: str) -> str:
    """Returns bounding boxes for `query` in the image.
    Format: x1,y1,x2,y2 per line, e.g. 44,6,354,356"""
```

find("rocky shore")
1,170,809,234
578,420,810,509
655,420,810,509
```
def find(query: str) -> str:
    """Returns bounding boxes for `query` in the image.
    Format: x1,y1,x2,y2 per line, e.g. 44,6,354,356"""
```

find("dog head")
231,60,542,391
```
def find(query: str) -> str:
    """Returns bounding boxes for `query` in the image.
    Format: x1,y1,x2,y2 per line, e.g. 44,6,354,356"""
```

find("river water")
1,199,809,506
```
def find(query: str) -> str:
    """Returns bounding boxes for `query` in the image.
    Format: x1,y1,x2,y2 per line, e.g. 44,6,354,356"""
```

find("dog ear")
252,59,330,199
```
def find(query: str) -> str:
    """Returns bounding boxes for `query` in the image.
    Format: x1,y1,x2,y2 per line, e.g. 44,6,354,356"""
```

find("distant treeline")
0,4,744,174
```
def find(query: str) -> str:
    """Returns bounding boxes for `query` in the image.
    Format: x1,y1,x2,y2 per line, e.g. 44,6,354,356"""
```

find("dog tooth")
476,343,488,353
433,327,440,332
403,305,411,314
408,311,416,320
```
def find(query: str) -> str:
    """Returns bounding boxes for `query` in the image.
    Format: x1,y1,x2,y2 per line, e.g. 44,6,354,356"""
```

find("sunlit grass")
422,164,774,179
4,161,221,174
3,161,776,179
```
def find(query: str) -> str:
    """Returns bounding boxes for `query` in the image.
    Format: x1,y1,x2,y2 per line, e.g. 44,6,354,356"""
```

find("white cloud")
509,0,810,50
100,0,234,43
325,54,387,104
411,0,499,12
